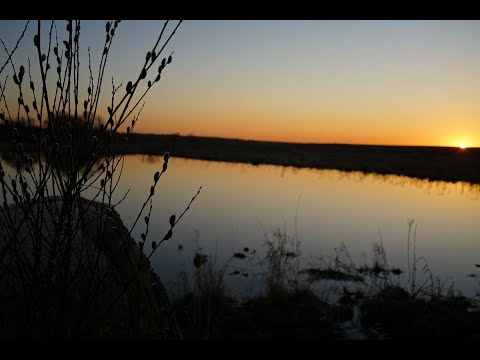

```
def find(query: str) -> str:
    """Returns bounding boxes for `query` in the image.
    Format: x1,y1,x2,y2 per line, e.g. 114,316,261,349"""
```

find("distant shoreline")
119,134,480,185
1,133,479,185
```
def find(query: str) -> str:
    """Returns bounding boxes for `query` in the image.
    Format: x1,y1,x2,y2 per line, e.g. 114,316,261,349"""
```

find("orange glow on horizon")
130,114,480,148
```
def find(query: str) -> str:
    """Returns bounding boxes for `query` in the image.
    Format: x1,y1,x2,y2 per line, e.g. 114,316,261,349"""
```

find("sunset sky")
1,20,479,147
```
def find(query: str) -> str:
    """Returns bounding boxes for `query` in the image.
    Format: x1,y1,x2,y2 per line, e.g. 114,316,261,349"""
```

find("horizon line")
132,131,479,149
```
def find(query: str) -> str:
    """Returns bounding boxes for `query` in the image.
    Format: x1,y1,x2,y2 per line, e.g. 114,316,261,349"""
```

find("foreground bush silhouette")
0,20,200,337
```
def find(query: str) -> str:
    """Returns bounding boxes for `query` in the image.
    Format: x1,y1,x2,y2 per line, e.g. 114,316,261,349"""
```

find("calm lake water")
3,154,480,298
112,155,480,298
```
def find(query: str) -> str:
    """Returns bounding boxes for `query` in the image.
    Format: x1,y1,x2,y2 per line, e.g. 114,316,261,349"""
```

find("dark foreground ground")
119,134,480,185
173,285,480,339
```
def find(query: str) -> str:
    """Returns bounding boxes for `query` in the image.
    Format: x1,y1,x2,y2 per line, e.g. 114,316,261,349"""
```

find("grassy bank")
166,227,480,339
121,133,480,185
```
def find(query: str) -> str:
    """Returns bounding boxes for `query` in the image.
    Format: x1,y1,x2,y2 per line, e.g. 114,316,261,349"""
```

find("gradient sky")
1,20,479,147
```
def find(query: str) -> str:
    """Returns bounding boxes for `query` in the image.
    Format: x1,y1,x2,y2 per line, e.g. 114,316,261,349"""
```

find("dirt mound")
0,197,177,337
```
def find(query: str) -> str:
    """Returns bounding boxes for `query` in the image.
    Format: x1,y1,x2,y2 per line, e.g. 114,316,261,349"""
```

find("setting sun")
459,144,467,149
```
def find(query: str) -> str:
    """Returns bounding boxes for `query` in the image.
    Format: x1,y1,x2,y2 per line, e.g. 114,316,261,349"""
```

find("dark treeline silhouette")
0,115,104,143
